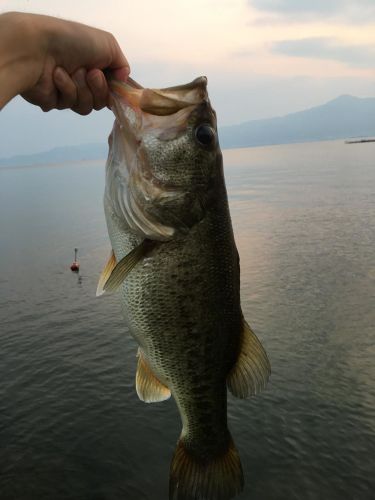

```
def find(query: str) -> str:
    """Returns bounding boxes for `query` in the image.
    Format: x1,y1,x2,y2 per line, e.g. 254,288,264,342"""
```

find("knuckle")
74,91,94,115
41,103,53,112
73,105,92,116
106,32,116,44
62,95,77,109
93,93,107,111
37,88,57,112
56,102,69,111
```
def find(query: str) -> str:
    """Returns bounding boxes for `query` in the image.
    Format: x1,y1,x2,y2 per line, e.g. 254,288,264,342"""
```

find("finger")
86,69,108,111
71,68,94,115
53,67,78,110
106,35,130,80
111,66,130,82
21,79,58,112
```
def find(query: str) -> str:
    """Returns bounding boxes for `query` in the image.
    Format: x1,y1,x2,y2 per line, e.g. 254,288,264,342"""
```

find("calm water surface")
0,140,374,499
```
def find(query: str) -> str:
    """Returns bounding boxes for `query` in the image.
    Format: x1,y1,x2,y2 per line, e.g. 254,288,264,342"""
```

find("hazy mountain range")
0,143,108,168
219,94,375,149
1,95,374,167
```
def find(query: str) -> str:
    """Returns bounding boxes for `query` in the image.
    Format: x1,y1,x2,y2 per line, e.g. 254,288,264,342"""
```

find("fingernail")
123,66,130,80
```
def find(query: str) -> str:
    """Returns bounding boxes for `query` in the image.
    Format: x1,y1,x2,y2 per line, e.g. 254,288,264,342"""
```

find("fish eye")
195,124,215,147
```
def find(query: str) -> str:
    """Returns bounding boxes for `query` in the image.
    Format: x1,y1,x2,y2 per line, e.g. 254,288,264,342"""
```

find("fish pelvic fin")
227,319,271,398
169,434,244,500
96,250,117,296
97,239,157,296
136,349,171,403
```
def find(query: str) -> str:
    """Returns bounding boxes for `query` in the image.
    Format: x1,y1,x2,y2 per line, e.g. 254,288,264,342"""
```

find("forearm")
0,12,45,109
0,12,129,113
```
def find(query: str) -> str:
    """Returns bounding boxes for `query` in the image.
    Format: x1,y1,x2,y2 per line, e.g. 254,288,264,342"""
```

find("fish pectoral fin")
136,348,171,403
96,250,117,297
97,239,157,296
227,319,271,398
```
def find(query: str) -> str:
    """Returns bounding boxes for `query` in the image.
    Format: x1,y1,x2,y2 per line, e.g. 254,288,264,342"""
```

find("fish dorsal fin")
96,250,117,297
96,240,156,296
227,319,271,398
136,348,171,403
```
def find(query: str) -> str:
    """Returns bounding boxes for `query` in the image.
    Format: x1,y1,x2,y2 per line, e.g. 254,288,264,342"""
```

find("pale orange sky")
1,0,375,156
2,0,375,79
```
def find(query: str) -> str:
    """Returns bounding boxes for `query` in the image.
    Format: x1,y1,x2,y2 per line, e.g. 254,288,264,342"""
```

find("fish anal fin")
169,434,244,500
136,349,171,403
96,250,117,297
227,319,271,398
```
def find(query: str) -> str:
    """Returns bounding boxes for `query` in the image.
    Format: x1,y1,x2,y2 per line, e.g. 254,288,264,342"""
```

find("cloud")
272,38,375,68
249,0,375,22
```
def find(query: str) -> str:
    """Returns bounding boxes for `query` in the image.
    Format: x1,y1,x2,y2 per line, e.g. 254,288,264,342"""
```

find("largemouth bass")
98,76,271,500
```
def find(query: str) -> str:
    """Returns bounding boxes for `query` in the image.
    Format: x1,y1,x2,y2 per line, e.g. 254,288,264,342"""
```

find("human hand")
0,12,130,114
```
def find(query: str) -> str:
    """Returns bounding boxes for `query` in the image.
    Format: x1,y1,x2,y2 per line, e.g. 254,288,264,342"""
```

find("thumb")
110,66,130,82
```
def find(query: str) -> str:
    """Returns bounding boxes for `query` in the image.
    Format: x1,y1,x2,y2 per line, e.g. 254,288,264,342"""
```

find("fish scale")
99,77,271,500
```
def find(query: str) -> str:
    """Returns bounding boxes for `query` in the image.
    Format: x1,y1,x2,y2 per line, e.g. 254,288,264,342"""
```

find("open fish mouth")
110,76,208,116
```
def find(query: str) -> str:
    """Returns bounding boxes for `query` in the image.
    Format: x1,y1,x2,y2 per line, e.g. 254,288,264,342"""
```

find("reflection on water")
0,142,374,499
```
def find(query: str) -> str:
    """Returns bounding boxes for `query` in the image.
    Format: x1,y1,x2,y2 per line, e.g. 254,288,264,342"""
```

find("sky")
1,0,375,157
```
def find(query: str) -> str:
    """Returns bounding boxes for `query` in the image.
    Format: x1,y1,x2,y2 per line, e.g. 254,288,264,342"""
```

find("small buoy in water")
70,247,80,272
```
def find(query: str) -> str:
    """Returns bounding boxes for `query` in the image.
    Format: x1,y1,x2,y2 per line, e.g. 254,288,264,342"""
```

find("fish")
97,76,271,500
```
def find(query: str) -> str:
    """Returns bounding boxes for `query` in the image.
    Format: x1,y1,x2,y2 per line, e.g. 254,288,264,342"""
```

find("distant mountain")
1,95,375,167
218,95,375,149
0,143,107,167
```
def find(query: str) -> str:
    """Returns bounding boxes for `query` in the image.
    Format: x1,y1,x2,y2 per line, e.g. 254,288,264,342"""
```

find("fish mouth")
109,76,208,117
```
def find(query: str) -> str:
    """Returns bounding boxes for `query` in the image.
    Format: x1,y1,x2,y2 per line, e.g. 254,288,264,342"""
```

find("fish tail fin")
169,433,244,500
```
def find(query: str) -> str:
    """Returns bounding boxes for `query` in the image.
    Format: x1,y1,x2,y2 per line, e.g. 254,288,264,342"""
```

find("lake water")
0,140,374,500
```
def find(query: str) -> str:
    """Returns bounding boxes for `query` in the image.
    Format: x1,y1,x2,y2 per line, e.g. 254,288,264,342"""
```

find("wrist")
0,12,47,107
